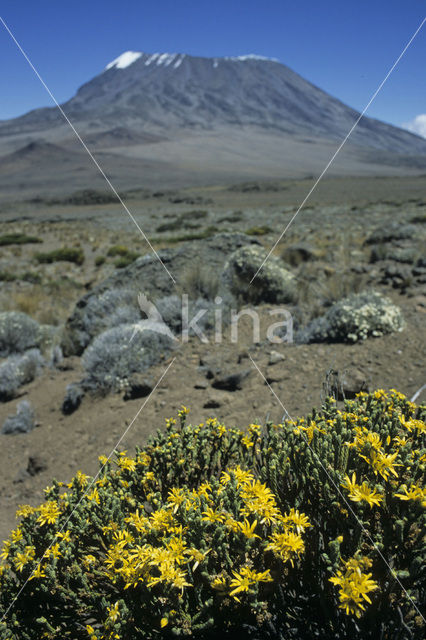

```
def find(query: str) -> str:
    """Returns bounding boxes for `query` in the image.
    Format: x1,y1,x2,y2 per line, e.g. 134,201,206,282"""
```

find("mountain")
0,51,425,198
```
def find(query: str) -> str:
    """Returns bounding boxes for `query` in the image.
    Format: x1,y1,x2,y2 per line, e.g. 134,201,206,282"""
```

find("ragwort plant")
0,391,424,639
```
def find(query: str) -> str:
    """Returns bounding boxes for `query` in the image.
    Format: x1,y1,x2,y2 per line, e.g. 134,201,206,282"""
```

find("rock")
27,454,48,476
281,242,319,266
297,290,405,343
14,453,48,483
269,350,285,365
194,380,208,389
123,375,153,400
338,369,369,399
211,369,251,391
2,400,36,435
62,383,85,415
222,244,296,305
203,397,222,408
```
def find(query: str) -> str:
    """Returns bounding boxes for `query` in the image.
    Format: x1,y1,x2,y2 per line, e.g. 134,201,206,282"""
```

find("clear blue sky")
1,0,425,133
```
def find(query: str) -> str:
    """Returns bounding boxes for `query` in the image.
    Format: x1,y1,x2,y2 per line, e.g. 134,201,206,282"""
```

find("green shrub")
0,271,16,282
94,255,106,267
107,245,130,257
245,226,272,236
106,246,140,267
0,233,42,246
0,392,424,638
158,226,218,244
34,248,84,266
114,253,139,268
156,210,208,233
21,272,42,284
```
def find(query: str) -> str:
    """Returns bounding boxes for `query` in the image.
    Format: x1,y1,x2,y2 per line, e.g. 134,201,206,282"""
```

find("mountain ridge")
0,51,425,197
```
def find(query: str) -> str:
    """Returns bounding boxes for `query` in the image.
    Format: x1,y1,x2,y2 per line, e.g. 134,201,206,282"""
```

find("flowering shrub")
0,391,424,638
298,290,405,343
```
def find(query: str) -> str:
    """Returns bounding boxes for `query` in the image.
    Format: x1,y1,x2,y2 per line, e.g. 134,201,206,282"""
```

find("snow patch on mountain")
105,51,142,70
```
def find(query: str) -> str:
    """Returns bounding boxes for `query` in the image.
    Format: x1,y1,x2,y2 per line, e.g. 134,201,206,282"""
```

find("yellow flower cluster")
341,473,383,508
329,556,378,617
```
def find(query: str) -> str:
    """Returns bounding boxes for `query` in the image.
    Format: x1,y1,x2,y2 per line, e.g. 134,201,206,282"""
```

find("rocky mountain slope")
1,52,426,197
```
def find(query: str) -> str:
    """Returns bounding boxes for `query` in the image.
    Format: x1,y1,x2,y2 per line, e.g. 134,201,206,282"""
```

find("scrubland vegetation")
0,390,424,638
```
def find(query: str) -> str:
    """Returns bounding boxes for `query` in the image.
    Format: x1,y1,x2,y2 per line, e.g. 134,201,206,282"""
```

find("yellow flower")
55,530,71,542
124,509,149,533
160,618,168,628
46,543,62,560
14,546,35,572
330,556,378,618
117,455,136,472
86,625,97,640
242,435,254,449
266,531,305,566
229,572,252,599
107,601,120,624
29,564,46,580
211,575,228,594
178,405,189,418
202,507,225,524
237,519,260,539
15,505,36,519
395,484,426,507
280,508,311,534
342,474,383,508
0,540,11,561
167,487,186,513
10,528,23,543
37,501,61,526
87,488,100,504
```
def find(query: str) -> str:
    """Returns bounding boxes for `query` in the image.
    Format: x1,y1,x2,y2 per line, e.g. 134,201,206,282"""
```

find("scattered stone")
281,242,319,266
62,383,85,415
123,375,153,400
269,350,285,365
338,369,369,399
211,369,251,391
194,380,208,389
203,397,222,409
27,454,48,476
2,400,36,435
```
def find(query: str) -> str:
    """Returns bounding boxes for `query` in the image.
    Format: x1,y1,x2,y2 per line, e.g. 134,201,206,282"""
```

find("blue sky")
1,0,425,134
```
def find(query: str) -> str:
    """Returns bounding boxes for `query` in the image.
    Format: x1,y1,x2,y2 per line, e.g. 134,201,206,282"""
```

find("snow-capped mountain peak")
105,51,143,70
